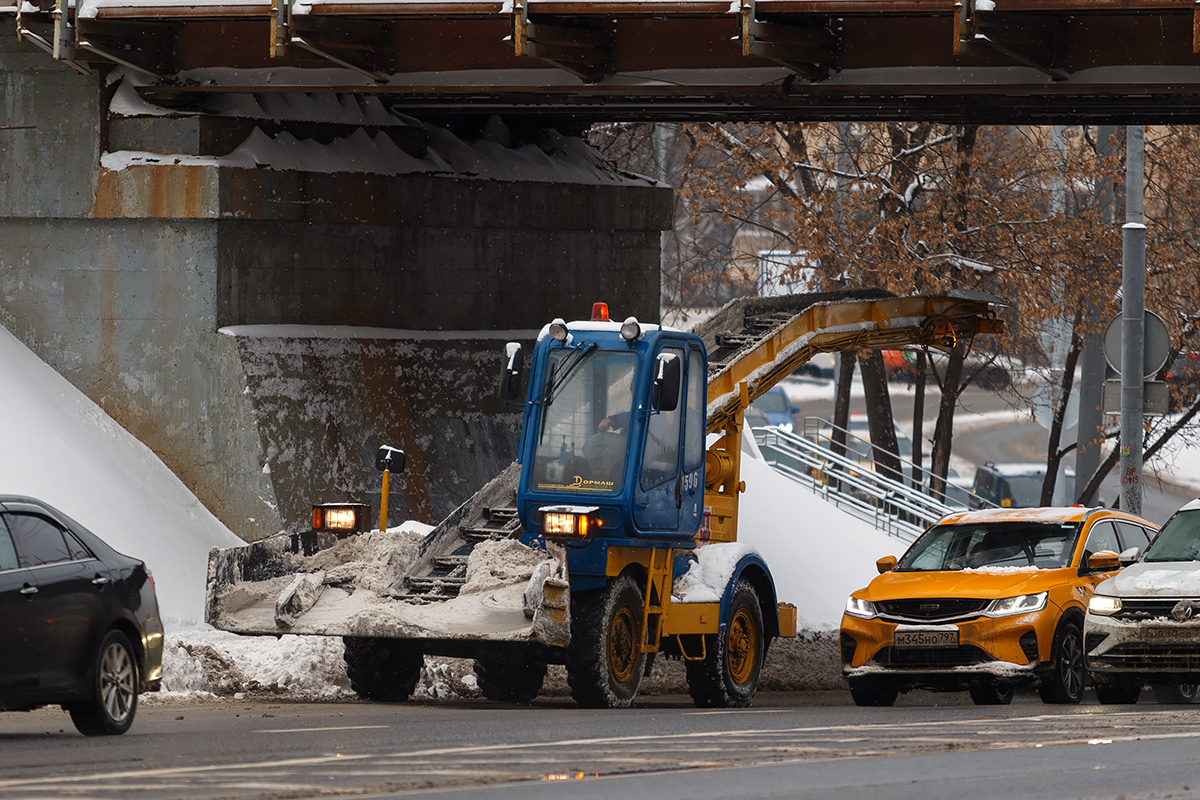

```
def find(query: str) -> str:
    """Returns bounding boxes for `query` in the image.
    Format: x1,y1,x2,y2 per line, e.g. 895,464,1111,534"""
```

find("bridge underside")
9,1,1200,124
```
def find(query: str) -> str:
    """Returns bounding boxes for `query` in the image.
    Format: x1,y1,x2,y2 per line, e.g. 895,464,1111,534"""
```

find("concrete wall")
0,40,672,540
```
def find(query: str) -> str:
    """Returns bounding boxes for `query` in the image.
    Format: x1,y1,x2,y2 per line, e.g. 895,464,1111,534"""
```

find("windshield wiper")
535,342,597,446
539,342,597,407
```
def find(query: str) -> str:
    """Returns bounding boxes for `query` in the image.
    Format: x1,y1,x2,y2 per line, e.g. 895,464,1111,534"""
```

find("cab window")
684,349,704,471
641,347,684,489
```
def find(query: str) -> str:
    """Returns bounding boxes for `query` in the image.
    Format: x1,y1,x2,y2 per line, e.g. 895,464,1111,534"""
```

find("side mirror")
499,342,524,403
876,555,897,574
1087,550,1121,571
1118,546,1140,566
651,352,681,412
375,444,406,473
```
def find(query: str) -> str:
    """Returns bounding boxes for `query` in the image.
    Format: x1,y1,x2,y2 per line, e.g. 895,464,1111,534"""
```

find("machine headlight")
620,316,642,342
540,507,602,541
986,591,1048,617
548,318,569,342
311,503,371,535
845,596,878,620
1088,594,1123,616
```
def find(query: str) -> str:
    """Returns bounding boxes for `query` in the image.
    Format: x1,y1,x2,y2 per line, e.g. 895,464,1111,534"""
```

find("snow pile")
673,542,759,604
101,74,652,187
0,325,240,624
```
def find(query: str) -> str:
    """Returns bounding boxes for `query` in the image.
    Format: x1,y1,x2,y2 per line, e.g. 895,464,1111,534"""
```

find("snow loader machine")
206,288,1002,708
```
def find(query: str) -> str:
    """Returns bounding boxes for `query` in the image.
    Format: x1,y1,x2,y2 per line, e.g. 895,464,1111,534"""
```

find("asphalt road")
3,693,1200,799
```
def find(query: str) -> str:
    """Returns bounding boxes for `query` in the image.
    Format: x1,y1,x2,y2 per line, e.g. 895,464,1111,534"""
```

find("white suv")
1085,499,1200,704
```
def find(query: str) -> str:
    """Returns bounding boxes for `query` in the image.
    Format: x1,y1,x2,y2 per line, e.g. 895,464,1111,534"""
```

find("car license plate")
894,629,959,648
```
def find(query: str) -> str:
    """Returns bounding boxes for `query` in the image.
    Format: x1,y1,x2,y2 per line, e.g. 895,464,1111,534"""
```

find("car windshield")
896,521,1081,571
1143,508,1200,562
532,347,637,494
999,475,1043,507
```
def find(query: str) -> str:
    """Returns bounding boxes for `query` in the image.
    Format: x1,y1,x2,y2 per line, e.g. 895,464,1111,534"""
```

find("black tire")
1094,679,1141,705
342,637,423,702
686,580,766,708
1039,618,1085,704
969,682,1015,705
1151,683,1198,704
565,573,646,708
848,678,899,707
68,629,139,736
473,653,548,704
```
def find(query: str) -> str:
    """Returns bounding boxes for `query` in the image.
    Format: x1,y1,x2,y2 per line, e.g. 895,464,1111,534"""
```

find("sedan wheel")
69,629,139,736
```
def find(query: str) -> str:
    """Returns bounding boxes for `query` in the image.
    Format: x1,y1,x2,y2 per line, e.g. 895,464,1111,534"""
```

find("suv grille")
1113,598,1193,621
873,646,992,669
875,598,989,623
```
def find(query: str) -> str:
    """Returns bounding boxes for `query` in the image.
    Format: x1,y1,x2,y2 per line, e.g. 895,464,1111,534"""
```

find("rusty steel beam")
12,0,1200,124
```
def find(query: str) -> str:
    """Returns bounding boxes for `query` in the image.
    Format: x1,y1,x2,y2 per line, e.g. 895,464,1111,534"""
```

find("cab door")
634,345,685,532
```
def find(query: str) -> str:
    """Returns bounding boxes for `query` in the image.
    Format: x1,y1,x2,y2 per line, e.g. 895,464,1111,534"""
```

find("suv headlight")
845,596,878,620
1088,594,1122,616
986,591,1048,617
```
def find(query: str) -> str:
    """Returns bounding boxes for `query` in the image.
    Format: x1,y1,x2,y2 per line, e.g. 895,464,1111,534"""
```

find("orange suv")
840,506,1156,706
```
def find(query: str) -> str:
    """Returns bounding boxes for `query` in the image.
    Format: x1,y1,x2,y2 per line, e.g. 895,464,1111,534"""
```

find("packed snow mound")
0,324,241,624
735,448,904,630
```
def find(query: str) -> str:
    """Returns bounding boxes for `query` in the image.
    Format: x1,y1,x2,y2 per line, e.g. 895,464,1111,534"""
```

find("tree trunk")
1040,325,1083,506
830,351,856,492
912,351,927,488
929,347,966,501
859,349,903,483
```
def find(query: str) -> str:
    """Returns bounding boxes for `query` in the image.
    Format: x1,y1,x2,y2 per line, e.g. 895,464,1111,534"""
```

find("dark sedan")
0,496,163,735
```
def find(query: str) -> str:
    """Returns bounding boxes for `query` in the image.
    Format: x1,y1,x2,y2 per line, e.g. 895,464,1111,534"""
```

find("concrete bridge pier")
0,41,672,540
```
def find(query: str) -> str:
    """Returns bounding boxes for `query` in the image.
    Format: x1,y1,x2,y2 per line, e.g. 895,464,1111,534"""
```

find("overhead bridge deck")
8,0,1200,123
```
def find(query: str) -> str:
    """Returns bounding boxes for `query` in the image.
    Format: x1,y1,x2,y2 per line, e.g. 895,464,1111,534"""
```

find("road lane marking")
255,725,390,734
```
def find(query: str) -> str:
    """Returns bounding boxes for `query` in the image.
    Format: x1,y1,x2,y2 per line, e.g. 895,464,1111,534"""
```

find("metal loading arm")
696,290,1004,544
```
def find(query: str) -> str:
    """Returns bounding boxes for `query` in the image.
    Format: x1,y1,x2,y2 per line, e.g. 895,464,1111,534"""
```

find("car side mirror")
1118,546,1140,566
651,352,681,412
1087,550,1121,571
499,342,524,402
876,555,897,574
375,444,406,473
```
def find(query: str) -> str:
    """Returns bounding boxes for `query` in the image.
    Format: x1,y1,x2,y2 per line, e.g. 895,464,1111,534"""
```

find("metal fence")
752,419,996,542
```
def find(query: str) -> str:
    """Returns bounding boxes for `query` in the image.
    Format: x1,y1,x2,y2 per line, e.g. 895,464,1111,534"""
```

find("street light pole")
1119,126,1145,515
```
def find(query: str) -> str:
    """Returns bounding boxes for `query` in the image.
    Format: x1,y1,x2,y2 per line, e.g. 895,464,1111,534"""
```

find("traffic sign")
1103,310,1170,378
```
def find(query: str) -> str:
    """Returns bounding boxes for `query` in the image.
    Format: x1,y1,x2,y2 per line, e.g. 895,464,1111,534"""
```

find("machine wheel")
686,580,765,708
565,573,646,708
1039,618,1085,704
69,629,139,736
1151,683,1198,704
1094,679,1142,705
848,678,898,707
969,681,1015,705
343,637,423,702
473,652,548,704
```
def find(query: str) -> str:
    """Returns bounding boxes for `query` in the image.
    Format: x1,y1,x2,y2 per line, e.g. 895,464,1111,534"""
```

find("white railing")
753,420,996,541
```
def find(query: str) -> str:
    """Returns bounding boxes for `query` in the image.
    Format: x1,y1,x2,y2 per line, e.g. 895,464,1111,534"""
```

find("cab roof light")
620,316,641,342
592,302,610,322
548,318,569,342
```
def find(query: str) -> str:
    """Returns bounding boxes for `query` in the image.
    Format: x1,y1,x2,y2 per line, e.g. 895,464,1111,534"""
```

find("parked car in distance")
841,506,1156,707
969,462,1076,509
1085,498,1200,704
746,385,802,432
0,496,163,735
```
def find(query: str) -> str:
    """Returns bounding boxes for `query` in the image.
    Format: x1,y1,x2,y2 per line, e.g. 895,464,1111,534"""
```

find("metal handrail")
752,421,994,541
